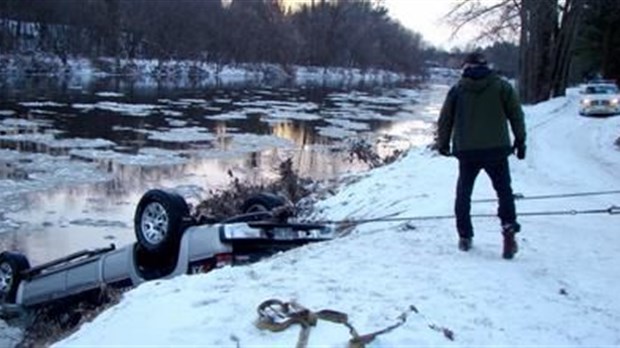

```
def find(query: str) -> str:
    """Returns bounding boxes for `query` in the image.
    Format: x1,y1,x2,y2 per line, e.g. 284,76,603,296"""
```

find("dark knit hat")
462,52,488,66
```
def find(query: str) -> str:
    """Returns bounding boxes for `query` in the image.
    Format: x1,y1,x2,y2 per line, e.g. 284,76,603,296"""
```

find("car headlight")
581,99,591,106
611,98,619,105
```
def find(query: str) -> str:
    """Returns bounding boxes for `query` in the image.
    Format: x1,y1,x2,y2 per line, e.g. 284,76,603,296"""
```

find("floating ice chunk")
178,98,209,104
166,118,189,127
95,92,124,98
72,102,160,117
317,126,357,139
49,138,116,149
0,110,16,116
0,149,111,197
29,109,58,115
325,118,369,131
19,101,65,108
206,112,248,121
0,132,114,149
70,148,187,167
0,118,46,128
236,100,319,112
264,110,322,121
142,127,216,143
161,110,184,117
217,133,295,153
69,218,128,228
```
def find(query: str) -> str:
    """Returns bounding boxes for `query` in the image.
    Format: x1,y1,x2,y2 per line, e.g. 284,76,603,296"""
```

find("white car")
579,82,620,116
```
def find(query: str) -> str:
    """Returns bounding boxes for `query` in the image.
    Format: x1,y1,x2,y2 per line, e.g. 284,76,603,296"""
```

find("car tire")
231,193,290,222
0,252,30,304
134,189,190,255
240,193,288,214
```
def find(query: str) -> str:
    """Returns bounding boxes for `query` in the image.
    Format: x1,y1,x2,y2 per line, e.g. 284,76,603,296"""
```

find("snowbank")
0,54,409,88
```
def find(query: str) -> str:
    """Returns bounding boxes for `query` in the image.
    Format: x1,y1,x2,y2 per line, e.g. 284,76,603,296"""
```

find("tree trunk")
550,0,584,97
519,0,556,104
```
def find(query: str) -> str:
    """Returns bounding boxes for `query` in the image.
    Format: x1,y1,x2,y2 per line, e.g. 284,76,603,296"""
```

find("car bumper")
580,106,620,115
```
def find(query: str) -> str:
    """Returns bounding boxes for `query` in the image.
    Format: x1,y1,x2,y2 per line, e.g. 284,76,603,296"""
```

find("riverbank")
0,53,410,89
51,86,620,346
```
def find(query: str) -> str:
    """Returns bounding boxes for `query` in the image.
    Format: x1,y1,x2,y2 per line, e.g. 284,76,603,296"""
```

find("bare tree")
446,0,586,103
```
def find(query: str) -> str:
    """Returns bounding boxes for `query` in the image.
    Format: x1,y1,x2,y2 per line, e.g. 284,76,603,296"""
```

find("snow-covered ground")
47,86,620,347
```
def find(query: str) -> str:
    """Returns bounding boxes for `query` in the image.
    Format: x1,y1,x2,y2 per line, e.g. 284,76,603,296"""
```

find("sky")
50,80,620,347
383,0,477,49
280,0,479,50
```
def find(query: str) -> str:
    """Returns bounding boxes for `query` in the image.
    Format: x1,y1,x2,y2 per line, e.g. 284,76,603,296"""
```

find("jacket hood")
459,66,495,93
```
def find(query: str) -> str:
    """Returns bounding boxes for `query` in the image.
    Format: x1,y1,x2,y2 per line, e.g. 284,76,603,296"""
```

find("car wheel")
134,189,190,254
240,193,288,214
0,252,30,304
231,193,291,222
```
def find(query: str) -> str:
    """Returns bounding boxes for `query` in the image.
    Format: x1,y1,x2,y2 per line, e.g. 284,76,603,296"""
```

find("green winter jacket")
437,69,526,160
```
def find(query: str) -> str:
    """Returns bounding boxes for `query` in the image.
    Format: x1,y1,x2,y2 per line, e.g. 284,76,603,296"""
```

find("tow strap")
255,299,413,348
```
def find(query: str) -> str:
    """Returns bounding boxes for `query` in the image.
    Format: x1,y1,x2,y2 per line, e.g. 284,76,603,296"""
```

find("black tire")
134,189,190,255
0,252,30,304
240,193,288,214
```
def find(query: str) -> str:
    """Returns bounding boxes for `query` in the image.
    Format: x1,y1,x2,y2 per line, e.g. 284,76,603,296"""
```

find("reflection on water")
0,75,443,263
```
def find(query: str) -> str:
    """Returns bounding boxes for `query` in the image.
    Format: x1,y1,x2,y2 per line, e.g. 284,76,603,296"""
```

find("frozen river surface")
0,77,447,264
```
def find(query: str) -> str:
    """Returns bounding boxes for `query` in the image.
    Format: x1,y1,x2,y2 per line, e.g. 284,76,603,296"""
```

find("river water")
0,75,448,264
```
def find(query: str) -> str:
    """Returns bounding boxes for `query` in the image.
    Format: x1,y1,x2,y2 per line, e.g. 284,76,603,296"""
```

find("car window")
585,85,618,94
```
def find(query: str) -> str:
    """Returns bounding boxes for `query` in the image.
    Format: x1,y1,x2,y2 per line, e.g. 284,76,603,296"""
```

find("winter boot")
502,223,520,259
458,237,472,252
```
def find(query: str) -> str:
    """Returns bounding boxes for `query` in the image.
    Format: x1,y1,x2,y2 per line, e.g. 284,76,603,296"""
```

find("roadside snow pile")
56,91,620,347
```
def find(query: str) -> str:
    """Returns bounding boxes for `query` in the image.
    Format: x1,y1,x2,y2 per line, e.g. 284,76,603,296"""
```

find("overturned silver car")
0,190,333,315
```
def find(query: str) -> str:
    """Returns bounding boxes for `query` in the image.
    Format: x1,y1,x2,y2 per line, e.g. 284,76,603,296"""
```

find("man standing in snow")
436,51,526,259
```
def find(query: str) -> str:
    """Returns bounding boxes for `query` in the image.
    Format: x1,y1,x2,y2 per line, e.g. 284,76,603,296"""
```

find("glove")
438,147,451,157
513,141,526,160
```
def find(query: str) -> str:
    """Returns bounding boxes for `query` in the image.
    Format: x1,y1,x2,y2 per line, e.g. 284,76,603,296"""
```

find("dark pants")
455,157,516,238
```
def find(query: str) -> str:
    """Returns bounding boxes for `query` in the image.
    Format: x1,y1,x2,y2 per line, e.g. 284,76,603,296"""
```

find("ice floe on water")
220,133,295,153
137,127,216,143
166,118,189,127
316,125,357,139
19,101,66,108
236,100,319,112
95,92,124,98
322,108,389,122
203,106,223,112
158,98,210,109
70,148,187,167
205,111,248,121
324,118,370,131
178,98,209,106
69,218,129,229
0,132,115,150
72,101,160,117
0,117,50,129
160,109,184,117
0,149,111,198
0,110,16,116
263,110,322,122
29,109,58,116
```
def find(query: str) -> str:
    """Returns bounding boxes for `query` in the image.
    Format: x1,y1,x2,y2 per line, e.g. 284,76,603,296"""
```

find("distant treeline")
0,0,426,75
